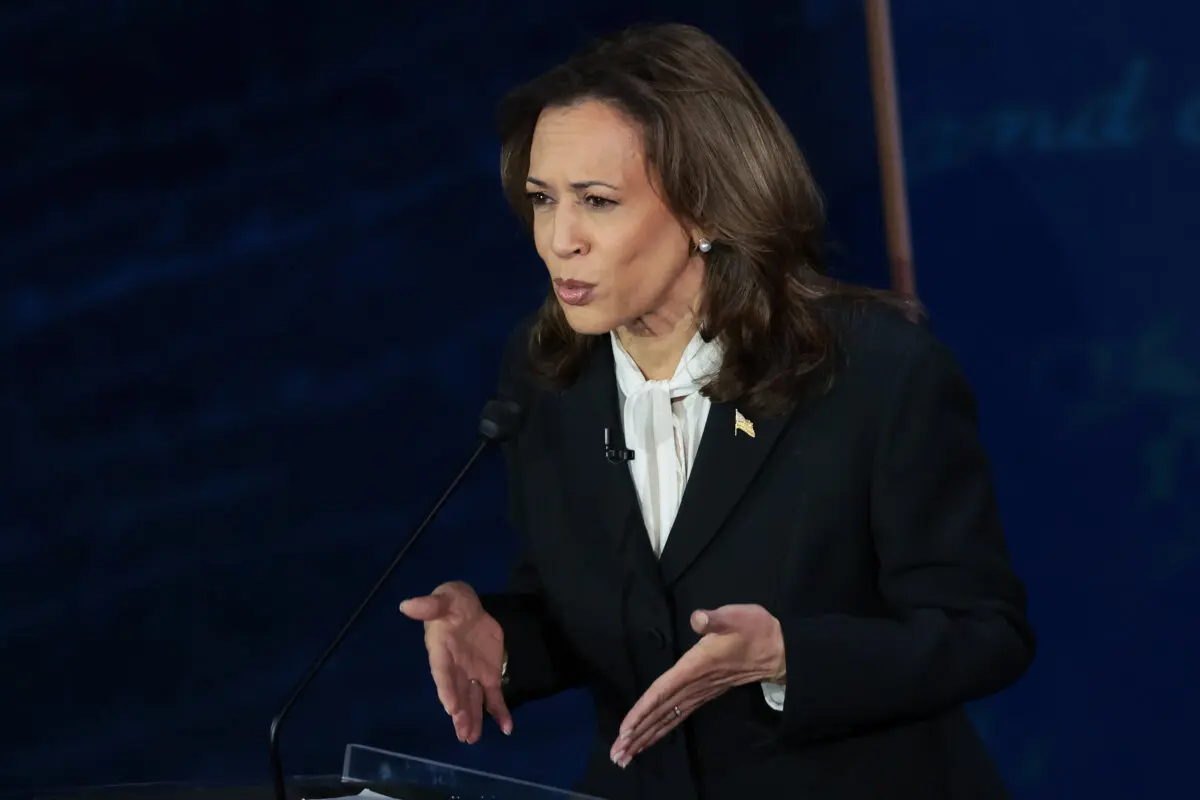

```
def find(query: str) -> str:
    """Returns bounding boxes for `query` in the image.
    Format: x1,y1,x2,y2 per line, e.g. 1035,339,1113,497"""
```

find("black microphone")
268,395,523,800
603,427,634,464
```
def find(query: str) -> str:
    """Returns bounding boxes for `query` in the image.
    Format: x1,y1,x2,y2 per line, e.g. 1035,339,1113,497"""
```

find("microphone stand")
268,436,492,800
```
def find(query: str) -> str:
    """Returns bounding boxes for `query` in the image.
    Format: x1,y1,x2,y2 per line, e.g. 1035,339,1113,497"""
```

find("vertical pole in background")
864,0,917,297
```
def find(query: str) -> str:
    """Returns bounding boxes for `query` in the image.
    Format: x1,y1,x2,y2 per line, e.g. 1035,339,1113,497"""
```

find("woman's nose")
550,207,589,258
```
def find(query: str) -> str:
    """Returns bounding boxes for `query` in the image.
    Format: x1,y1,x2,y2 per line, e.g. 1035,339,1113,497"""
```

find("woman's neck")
616,258,705,381
617,307,699,381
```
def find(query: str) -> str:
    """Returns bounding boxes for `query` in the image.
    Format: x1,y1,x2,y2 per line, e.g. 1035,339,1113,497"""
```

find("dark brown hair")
498,23,918,415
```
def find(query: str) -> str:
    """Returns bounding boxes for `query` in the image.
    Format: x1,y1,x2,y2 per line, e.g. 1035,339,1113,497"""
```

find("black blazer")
480,303,1035,800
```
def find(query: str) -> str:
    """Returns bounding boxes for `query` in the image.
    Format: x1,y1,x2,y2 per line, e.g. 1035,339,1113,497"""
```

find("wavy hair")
497,23,918,415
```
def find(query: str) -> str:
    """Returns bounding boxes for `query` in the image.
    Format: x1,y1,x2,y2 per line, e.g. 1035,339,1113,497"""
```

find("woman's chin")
559,304,615,336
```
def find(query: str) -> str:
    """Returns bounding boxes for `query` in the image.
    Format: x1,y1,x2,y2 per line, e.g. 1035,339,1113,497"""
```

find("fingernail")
618,753,632,768
502,722,513,735
694,611,708,628
611,749,625,765
618,730,631,743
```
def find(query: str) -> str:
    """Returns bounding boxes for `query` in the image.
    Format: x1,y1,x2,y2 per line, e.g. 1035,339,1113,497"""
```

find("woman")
400,23,1034,800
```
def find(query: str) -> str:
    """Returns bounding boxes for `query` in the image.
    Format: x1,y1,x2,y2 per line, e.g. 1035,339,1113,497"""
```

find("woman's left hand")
610,604,786,768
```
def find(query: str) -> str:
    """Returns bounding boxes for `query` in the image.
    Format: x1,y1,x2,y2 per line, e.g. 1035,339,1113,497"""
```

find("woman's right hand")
400,581,512,743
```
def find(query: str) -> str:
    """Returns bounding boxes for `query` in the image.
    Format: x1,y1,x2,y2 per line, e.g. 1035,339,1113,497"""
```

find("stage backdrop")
1,1,1196,797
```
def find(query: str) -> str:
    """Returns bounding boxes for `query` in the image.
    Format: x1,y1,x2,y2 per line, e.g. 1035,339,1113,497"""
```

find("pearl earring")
697,238,712,253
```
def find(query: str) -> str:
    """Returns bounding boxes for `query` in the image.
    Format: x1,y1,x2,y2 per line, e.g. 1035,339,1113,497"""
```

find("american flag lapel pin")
734,409,756,438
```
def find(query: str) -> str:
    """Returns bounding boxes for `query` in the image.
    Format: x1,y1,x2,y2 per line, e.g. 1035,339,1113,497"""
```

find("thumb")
691,608,734,635
399,594,450,621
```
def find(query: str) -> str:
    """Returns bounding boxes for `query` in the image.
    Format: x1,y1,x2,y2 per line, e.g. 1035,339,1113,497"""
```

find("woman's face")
526,100,703,336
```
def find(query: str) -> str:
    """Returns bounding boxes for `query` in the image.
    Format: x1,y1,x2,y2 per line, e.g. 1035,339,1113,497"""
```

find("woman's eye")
584,195,616,209
525,191,615,209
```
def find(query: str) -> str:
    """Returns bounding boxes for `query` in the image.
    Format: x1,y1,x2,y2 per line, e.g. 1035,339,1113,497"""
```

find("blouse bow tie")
612,333,722,554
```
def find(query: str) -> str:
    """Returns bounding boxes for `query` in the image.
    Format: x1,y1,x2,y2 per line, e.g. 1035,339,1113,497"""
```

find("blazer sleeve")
479,555,588,708
477,316,587,708
778,334,1036,741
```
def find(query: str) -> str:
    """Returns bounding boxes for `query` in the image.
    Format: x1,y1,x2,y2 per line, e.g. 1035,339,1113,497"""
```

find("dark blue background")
2,1,1197,797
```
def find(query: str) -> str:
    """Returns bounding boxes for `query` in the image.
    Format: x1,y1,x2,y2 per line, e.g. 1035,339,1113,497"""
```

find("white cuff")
761,680,785,711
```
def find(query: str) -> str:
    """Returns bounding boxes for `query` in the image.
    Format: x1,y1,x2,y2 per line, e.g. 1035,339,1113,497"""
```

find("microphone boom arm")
268,435,493,800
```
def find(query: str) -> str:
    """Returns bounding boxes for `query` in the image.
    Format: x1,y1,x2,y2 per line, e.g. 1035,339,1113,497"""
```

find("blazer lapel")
556,340,663,590
658,402,790,587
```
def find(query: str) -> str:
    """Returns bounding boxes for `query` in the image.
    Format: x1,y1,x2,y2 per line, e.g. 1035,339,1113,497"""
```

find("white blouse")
611,331,786,711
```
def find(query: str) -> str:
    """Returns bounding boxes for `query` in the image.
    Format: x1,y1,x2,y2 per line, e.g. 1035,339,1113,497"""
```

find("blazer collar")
556,336,792,588
658,401,788,586
556,339,663,593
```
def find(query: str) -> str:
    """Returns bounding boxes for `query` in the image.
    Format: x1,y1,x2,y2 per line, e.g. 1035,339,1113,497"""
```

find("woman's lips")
554,279,596,306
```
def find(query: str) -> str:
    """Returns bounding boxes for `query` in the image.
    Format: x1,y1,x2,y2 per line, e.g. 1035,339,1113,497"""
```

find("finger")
616,664,737,762
453,669,474,740
483,683,513,735
616,691,692,764
453,671,472,738
617,651,704,739
623,682,731,766
400,594,450,621
451,708,471,742
691,607,737,635
428,645,464,716
613,680,689,763
690,609,711,634
619,676,680,738
619,703,688,766
466,679,485,743
625,687,726,764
